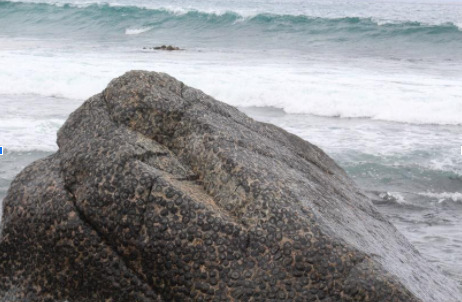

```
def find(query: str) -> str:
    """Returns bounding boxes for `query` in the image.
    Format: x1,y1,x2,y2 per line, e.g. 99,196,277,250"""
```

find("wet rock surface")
1,71,460,302
144,45,182,51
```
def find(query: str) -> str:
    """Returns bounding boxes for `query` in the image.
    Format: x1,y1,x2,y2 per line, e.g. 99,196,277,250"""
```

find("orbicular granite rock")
1,71,460,302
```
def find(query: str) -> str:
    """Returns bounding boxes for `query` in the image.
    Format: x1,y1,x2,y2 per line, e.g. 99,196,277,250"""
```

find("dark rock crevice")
65,180,159,299
0,156,162,301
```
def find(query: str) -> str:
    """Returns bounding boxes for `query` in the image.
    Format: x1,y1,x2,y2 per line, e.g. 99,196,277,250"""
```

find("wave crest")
1,1,461,37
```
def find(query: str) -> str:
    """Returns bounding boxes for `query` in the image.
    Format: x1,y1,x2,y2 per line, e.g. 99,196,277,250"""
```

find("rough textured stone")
0,71,460,302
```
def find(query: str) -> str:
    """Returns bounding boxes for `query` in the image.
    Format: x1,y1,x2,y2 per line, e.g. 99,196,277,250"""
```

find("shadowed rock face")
0,71,460,302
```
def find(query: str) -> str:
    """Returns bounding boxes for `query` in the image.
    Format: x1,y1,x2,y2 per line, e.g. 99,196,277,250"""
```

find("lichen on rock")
0,71,460,301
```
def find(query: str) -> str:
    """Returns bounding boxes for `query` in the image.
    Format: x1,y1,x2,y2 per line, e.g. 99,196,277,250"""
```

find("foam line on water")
420,192,462,203
0,117,63,152
125,26,153,35
0,51,461,125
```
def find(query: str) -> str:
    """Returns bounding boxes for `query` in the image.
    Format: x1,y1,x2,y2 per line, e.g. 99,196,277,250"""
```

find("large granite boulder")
0,71,460,302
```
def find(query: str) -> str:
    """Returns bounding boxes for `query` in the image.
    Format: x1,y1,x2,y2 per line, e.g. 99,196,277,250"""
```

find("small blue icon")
0,146,3,155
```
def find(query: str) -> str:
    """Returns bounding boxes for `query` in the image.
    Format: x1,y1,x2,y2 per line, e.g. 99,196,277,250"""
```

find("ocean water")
0,0,461,291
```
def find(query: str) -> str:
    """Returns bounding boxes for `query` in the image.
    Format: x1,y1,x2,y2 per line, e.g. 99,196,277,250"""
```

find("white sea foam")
379,192,407,204
0,50,461,125
125,26,153,35
0,94,78,152
0,117,63,152
420,192,462,203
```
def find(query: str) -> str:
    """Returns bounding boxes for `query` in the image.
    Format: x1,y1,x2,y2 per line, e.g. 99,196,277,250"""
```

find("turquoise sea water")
1,1,462,56
0,0,461,290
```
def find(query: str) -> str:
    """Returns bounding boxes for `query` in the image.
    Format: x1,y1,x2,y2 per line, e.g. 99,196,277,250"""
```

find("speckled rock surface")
1,71,460,302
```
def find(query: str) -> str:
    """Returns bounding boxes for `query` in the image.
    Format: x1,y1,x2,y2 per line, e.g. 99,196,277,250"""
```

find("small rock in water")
146,45,182,51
